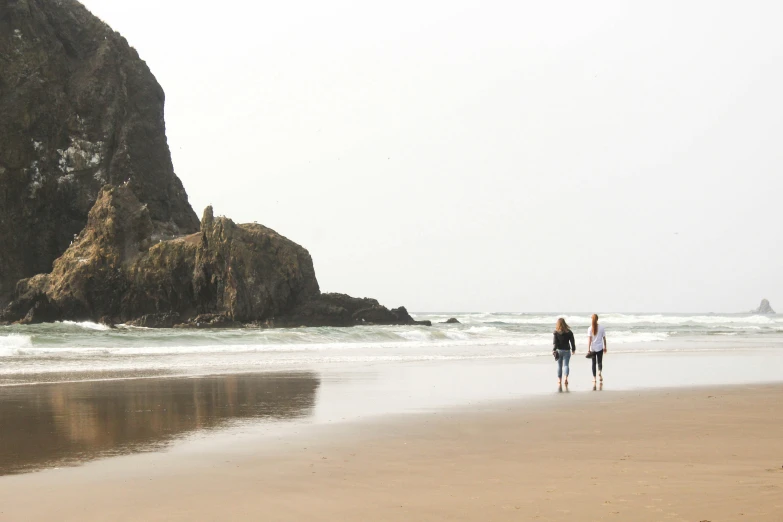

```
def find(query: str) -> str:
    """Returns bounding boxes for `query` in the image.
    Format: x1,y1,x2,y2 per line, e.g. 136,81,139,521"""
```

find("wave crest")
0,334,33,356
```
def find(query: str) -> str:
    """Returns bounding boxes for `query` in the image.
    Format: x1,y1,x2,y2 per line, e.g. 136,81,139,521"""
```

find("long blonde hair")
591,314,599,336
556,318,571,333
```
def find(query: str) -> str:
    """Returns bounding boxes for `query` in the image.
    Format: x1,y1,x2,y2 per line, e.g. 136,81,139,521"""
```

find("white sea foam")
58,321,112,331
0,334,33,356
446,313,780,327
0,334,32,346
397,330,431,341
610,332,669,343
0,339,536,358
0,329,668,360
463,326,500,333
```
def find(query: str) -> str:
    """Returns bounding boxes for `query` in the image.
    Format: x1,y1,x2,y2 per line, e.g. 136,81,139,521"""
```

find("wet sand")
1,383,781,521
0,373,320,475
3,349,783,476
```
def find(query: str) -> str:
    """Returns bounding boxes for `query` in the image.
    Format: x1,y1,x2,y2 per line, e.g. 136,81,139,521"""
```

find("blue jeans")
556,349,572,379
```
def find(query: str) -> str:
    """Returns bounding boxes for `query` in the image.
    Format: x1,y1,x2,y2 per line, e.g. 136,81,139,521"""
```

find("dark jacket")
553,330,575,351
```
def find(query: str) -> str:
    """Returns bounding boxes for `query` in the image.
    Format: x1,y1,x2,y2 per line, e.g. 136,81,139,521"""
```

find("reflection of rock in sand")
48,388,102,445
0,373,319,475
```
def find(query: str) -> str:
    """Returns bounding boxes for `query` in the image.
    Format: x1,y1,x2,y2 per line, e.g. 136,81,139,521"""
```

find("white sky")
80,0,782,313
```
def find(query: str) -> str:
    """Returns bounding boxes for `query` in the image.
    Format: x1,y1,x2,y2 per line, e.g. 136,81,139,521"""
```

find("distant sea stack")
0,0,199,303
752,299,775,314
0,0,427,328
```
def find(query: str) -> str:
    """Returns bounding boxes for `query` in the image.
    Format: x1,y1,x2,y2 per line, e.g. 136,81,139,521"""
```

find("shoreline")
2,334,782,387
2,348,783,477
1,383,781,521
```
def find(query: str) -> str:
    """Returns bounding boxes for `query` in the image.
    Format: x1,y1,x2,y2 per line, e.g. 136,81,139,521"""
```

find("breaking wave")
0,334,33,356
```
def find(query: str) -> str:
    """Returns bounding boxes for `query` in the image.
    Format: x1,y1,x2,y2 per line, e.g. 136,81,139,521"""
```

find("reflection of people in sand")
587,314,607,383
553,318,576,386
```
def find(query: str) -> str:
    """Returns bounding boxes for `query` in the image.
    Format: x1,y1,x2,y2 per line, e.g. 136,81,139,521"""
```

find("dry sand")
1,384,781,521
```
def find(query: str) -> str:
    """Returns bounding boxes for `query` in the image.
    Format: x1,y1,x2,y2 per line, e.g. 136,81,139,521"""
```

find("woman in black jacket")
553,318,576,385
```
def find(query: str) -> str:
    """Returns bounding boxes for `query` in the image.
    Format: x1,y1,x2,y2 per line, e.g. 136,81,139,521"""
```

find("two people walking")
552,314,607,385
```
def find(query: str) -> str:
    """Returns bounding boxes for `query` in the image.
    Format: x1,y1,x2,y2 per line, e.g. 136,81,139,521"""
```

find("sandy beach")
1,381,781,521
2,0,781,520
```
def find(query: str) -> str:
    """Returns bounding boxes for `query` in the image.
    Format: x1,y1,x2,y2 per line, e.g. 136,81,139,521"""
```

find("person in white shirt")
587,314,607,383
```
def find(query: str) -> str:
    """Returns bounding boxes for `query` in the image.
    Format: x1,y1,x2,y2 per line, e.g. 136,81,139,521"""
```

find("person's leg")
591,351,597,379
557,354,563,382
596,350,604,380
562,350,571,383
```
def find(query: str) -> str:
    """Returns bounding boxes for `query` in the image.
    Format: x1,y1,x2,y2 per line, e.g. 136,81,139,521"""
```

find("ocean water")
1,313,781,385
2,313,783,475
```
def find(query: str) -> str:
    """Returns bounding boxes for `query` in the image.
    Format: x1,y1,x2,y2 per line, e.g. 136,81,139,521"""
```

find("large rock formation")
0,0,199,303
0,0,425,328
2,186,428,327
752,299,775,314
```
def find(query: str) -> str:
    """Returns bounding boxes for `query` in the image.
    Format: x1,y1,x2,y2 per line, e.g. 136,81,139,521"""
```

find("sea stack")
0,0,425,328
752,299,775,314
0,0,199,304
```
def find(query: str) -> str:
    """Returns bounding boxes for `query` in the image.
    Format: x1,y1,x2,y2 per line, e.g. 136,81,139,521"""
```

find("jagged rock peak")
201,206,214,228
753,299,775,314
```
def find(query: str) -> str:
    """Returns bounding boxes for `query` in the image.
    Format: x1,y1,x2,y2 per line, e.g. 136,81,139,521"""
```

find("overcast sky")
80,0,782,313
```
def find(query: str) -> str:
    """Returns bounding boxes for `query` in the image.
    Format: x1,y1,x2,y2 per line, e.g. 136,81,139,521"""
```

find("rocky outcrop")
267,293,431,327
444,318,460,324
3,186,317,324
0,0,424,328
752,299,775,314
2,186,424,328
192,207,319,322
5,185,191,323
126,312,181,329
0,0,199,303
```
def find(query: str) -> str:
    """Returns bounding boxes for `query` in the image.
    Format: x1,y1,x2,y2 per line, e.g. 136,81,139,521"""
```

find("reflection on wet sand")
0,373,319,475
